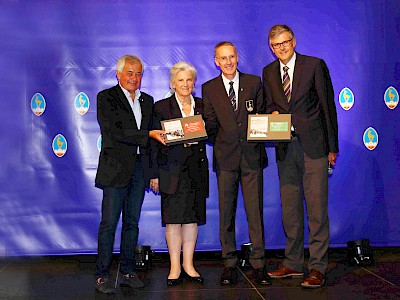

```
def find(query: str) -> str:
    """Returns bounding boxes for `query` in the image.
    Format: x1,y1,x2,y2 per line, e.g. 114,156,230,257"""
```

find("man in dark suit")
263,25,339,288
202,41,270,286
94,55,165,294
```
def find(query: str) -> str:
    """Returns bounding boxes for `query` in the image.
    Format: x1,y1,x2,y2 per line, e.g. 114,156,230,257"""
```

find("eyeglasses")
271,38,293,49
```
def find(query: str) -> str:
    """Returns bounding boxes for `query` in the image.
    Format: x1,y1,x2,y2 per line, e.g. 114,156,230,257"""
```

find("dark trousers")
217,154,265,269
277,138,329,273
95,158,145,277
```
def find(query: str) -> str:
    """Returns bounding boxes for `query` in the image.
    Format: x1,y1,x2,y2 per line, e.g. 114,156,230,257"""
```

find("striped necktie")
229,81,237,111
282,66,291,102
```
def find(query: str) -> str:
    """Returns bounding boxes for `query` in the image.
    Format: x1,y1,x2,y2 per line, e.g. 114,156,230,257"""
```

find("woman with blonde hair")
151,62,209,286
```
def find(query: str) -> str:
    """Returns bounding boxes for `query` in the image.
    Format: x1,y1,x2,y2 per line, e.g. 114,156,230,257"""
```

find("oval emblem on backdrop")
165,91,173,99
339,87,354,111
30,93,46,116
52,134,68,157
74,92,90,115
363,127,378,151
384,86,398,110
97,135,102,152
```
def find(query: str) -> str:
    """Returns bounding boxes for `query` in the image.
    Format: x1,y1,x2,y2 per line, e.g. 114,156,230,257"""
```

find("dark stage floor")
1,248,399,299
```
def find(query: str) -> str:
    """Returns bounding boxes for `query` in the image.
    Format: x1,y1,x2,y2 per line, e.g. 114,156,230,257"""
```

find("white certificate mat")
247,114,291,141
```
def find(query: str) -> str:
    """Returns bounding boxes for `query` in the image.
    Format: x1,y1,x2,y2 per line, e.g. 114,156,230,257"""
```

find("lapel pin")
246,100,254,112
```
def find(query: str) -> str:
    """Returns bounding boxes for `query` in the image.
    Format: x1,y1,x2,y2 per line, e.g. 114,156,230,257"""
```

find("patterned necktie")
282,66,291,102
229,81,237,111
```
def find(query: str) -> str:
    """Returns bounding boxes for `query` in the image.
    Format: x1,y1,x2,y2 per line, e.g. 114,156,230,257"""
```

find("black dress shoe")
254,267,272,285
181,269,204,283
167,277,183,287
95,276,115,294
220,267,238,285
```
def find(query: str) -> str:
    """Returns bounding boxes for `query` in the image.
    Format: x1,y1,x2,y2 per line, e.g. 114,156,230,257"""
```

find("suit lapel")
169,95,183,119
194,97,202,116
291,53,304,104
238,72,244,112
116,85,133,113
139,94,150,130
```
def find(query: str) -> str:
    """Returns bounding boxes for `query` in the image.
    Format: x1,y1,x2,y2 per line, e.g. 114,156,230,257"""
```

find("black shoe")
254,267,272,285
220,267,238,285
119,272,144,288
181,269,204,284
95,276,115,294
167,277,183,287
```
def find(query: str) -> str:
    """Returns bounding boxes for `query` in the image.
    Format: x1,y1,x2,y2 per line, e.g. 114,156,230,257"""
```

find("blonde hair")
169,61,197,89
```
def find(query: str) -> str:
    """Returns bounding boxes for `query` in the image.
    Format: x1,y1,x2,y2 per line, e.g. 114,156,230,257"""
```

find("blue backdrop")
0,0,399,256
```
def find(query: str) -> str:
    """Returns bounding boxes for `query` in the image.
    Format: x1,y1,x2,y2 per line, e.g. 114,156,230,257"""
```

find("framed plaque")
247,114,291,141
161,115,208,145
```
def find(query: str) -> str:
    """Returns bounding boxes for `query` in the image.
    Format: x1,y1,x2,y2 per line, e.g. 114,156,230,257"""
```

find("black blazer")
95,84,154,188
152,95,209,197
262,53,339,161
202,71,267,171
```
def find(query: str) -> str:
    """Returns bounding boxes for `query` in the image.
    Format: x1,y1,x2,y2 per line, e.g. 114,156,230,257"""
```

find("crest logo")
74,92,90,115
363,127,378,151
97,135,102,152
246,100,254,112
52,134,68,157
384,86,398,109
30,93,46,116
165,91,173,99
339,87,354,111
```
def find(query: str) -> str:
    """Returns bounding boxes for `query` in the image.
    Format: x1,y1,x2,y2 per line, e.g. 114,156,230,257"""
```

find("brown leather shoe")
301,269,325,288
267,265,304,279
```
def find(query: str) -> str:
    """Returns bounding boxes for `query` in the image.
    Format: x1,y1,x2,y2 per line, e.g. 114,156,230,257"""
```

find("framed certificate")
161,115,208,145
247,114,291,141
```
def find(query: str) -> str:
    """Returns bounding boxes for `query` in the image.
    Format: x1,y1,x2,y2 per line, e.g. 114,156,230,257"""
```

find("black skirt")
161,156,206,226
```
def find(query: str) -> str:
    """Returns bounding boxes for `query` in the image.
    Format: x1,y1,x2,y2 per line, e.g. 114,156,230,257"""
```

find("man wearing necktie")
262,25,339,288
202,41,270,286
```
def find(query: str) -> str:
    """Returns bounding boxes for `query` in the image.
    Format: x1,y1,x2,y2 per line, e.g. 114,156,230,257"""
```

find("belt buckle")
183,143,191,148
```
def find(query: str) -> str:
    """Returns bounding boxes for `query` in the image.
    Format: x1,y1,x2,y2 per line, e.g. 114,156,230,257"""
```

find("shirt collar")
221,71,239,86
119,83,141,102
279,52,296,71
175,93,195,117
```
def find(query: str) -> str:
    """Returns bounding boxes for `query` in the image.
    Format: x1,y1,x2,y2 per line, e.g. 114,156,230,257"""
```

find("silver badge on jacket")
246,100,254,112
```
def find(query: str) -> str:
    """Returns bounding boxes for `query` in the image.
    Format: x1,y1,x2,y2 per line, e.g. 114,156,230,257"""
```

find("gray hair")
169,61,197,89
116,55,144,72
268,24,295,42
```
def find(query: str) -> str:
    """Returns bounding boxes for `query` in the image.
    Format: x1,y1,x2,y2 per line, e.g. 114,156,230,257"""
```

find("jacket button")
199,148,204,152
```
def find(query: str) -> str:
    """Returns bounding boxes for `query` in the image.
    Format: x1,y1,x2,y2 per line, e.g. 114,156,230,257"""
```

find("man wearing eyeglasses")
262,25,339,288
202,41,270,286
